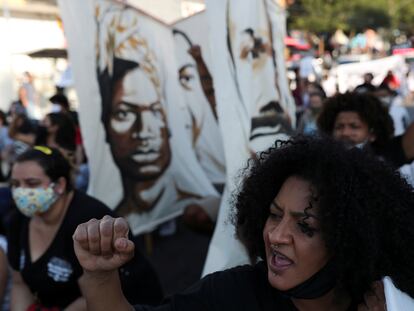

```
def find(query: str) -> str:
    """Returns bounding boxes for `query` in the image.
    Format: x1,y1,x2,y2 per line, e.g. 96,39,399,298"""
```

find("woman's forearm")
0,250,8,304
10,272,36,311
79,270,134,311
64,297,87,311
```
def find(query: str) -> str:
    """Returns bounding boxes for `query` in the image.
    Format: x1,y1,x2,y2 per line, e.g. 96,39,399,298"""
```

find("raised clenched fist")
73,216,135,272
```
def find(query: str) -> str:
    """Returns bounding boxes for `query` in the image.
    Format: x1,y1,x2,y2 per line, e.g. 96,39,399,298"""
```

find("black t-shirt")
134,262,298,311
354,83,376,93
373,135,412,168
8,191,162,308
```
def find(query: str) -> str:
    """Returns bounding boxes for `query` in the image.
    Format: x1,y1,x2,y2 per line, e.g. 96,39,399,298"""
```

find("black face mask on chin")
278,260,337,299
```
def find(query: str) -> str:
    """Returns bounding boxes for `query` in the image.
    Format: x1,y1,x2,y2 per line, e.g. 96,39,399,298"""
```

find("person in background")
301,82,325,109
0,218,10,311
298,50,317,92
374,83,414,184
38,112,77,166
297,89,326,135
18,72,39,120
72,136,414,311
321,72,337,98
49,93,80,127
49,93,89,191
49,93,71,114
0,111,12,154
0,111,13,181
354,73,376,94
374,83,411,136
7,146,163,310
0,99,13,236
9,96,27,120
6,113,37,168
317,92,414,169
381,70,400,91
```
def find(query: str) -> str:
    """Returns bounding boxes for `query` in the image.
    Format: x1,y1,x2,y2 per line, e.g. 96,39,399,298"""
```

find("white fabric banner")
172,12,226,187
57,0,218,235
384,277,414,311
336,55,407,93
202,0,295,275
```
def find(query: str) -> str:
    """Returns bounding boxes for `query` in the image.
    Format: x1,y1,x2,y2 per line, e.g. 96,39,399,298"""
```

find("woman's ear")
55,177,67,194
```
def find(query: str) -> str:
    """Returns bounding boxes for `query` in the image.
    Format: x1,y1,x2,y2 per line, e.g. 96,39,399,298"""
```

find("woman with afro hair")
71,135,414,311
317,92,414,168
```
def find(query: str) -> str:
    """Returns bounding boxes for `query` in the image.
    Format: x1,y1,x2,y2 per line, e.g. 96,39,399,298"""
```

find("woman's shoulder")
219,261,267,275
193,262,269,295
67,191,116,223
168,262,289,310
215,262,263,276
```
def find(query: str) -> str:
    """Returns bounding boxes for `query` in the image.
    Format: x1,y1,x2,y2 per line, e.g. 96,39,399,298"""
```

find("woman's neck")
292,287,351,311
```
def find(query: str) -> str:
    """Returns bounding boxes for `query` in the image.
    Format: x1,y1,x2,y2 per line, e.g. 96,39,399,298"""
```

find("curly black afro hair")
317,92,394,149
234,135,414,302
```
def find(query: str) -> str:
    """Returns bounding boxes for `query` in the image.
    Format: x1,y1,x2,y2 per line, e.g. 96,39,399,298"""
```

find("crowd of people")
295,67,414,184
0,90,88,190
0,83,94,310
0,39,413,310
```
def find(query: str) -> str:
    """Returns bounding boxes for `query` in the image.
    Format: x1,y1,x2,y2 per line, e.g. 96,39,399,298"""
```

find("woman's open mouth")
270,249,294,274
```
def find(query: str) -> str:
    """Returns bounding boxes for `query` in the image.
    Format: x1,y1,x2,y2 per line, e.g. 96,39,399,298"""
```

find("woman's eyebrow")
270,201,283,211
291,211,318,219
272,200,319,219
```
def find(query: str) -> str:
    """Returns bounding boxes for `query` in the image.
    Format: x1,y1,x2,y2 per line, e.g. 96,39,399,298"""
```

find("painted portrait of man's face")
107,66,171,181
240,28,292,152
226,2,293,154
179,64,196,91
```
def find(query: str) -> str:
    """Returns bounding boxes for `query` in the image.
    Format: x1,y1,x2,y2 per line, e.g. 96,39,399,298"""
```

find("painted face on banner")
108,66,171,181
228,17,292,153
240,30,291,151
179,64,196,91
249,100,292,152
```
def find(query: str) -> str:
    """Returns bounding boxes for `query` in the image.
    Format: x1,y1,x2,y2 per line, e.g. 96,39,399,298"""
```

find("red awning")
284,37,311,50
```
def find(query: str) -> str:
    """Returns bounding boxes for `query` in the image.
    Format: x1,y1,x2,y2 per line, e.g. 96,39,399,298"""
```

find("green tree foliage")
288,0,413,34
393,0,414,33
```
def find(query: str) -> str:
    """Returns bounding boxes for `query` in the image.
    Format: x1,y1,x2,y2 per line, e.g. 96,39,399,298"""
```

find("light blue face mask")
12,183,59,217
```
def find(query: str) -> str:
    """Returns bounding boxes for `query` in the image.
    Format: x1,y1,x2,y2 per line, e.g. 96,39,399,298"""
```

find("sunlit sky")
126,0,205,24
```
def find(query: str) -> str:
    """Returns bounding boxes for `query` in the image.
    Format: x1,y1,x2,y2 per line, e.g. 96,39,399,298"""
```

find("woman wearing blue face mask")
6,146,162,311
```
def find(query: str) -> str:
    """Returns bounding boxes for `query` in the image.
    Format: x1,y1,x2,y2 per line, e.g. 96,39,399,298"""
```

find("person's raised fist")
73,216,134,272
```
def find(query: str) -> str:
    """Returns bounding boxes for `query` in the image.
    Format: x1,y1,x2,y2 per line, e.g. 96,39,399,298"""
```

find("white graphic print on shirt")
47,257,73,282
